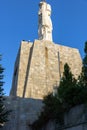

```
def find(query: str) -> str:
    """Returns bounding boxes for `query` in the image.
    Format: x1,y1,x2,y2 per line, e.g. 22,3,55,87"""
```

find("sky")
0,0,87,95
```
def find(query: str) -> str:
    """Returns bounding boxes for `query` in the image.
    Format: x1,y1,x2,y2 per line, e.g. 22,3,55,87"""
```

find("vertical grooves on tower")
45,47,48,92
23,44,34,98
58,51,61,80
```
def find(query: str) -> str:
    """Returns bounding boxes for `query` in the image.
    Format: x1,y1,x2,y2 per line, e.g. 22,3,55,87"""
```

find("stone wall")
10,41,33,97
1,97,87,130
43,105,87,130
1,96,43,130
10,40,82,99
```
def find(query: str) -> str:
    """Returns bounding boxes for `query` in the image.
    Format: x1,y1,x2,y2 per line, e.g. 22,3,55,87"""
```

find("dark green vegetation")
32,42,87,130
78,41,87,87
0,55,11,128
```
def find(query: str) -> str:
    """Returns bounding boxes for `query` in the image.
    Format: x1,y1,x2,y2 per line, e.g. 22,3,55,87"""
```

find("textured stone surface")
10,40,82,99
1,96,43,130
1,98,87,130
42,104,87,130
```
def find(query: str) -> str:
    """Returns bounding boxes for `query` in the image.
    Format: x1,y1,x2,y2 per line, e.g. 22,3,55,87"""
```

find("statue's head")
39,1,51,16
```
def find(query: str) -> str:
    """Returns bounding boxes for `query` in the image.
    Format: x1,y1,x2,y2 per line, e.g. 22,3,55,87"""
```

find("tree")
58,63,78,109
32,93,64,130
0,55,10,128
79,41,87,86
58,62,87,110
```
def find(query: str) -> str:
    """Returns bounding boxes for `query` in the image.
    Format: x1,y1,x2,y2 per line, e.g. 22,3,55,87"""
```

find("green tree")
79,41,87,86
58,62,87,110
32,93,64,130
0,55,10,128
58,63,77,110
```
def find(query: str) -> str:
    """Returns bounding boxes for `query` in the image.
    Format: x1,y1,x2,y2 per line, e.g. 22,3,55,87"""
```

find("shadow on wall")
1,96,43,130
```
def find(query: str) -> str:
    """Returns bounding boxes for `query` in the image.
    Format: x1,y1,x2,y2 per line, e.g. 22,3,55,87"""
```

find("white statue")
38,1,53,41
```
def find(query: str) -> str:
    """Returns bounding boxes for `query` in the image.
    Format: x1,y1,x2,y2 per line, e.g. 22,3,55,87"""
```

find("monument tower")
1,1,83,130
10,0,82,99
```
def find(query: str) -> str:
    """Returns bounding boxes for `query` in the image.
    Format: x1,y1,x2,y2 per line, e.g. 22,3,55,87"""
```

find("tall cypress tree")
78,42,87,87
58,63,77,109
0,55,10,128
82,42,87,86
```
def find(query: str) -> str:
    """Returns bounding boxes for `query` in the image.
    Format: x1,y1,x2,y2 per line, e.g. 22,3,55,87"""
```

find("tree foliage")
79,41,87,87
58,63,87,111
58,63,77,110
0,55,11,128
32,93,64,130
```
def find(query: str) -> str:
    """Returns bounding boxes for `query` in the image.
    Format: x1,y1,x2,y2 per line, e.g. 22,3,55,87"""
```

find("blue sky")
0,0,87,95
